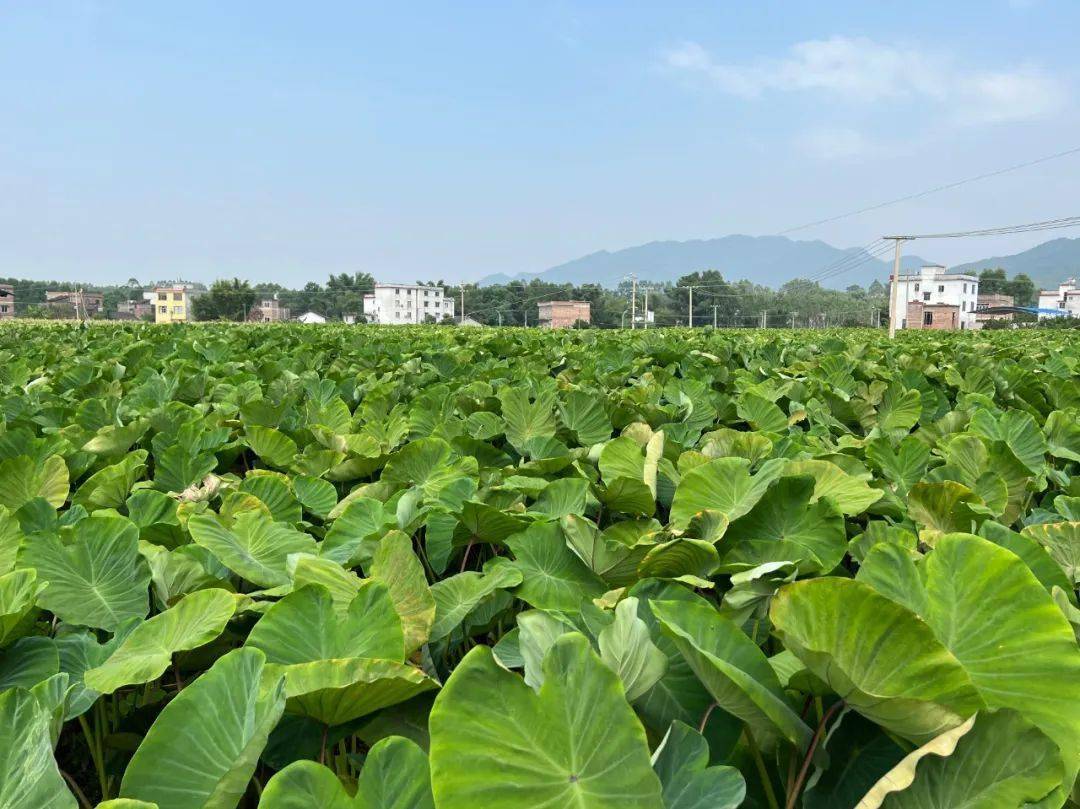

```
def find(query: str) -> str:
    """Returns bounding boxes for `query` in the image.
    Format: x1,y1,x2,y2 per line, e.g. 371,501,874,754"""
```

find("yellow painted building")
154,286,190,323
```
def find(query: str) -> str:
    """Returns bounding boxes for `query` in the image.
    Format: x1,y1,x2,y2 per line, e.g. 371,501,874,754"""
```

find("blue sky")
1,0,1077,286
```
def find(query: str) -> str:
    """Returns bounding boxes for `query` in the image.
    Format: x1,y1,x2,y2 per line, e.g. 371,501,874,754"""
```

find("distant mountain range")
478,235,1080,291
951,237,1080,290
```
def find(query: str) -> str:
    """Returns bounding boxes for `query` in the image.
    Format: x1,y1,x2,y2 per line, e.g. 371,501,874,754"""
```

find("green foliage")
0,321,1076,808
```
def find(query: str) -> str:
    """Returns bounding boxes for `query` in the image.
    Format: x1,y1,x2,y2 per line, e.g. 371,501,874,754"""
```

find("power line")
895,215,1080,240
777,143,1080,236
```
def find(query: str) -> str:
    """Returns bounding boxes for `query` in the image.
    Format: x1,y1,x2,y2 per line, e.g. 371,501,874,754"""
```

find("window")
424,301,429,308
172,306,183,314
963,283,967,293
158,292,166,301
924,311,933,325
159,306,167,314
395,289,401,295
938,285,945,292
914,283,920,292
173,292,182,301
923,292,931,301
1,305,8,313
424,290,430,297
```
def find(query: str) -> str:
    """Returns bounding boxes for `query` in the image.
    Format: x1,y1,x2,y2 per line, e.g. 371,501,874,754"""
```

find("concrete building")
45,290,104,318
296,311,327,324
115,299,153,320
1037,279,1080,319
0,285,14,319
249,296,290,322
153,286,191,323
890,265,979,331
362,283,454,324
975,293,1015,326
537,300,591,329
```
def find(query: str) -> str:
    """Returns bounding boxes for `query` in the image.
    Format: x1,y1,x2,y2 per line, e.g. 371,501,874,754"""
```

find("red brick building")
537,300,591,329
905,300,959,330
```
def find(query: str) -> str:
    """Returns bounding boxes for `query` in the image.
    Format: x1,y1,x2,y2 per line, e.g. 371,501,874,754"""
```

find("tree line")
0,266,1048,325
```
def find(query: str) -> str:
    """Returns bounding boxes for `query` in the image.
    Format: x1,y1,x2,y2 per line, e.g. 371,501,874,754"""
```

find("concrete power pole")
688,286,694,328
886,236,914,338
460,285,465,325
713,305,718,329
630,275,637,330
643,286,649,329
760,310,767,329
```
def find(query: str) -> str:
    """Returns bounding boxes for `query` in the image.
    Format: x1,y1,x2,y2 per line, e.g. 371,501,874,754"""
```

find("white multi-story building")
1036,278,1079,319
889,264,980,331
362,283,455,324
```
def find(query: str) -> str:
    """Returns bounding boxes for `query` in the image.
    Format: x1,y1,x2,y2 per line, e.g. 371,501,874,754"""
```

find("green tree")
1005,273,1037,307
192,279,256,321
978,268,1008,295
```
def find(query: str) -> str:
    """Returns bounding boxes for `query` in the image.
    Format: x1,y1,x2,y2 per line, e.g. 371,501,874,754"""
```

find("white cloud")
796,127,873,161
661,36,1066,123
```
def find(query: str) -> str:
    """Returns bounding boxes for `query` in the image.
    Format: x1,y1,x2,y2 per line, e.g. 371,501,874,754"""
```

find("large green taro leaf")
0,687,75,809
319,497,396,568
559,390,613,447
652,720,746,809
969,409,1047,474
1022,521,1080,586
20,512,150,631
274,658,439,727
783,459,883,514
503,522,607,610
597,597,667,701
380,437,478,501
918,534,1080,783
258,736,433,809
428,633,664,808
770,578,985,743
651,599,813,753
84,588,237,694
428,564,522,642
244,425,298,469
500,387,557,453
630,581,742,758
720,475,846,574
907,481,982,537
0,569,45,647
0,455,68,511
187,510,317,588
120,647,285,809
855,710,1063,809
370,531,435,655
669,457,785,530
246,582,404,664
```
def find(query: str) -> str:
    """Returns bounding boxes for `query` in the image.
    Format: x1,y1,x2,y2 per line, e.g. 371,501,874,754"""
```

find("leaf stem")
60,769,93,809
697,701,717,734
78,713,109,802
745,728,780,809
785,700,844,809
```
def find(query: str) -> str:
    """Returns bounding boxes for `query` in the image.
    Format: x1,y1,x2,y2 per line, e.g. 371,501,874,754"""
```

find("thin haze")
1,1,1077,286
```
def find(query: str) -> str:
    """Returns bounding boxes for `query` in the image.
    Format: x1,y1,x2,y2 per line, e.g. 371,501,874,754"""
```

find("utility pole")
790,311,797,328
630,275,637,329
713,305,718,329
688,286,693,328
497,311,502,326
643,286,649,329
460,284,466,325
760,310,767,329
886,236,914,338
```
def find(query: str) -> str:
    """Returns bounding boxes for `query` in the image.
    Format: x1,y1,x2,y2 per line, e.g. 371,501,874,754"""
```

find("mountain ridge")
478,234,1080,290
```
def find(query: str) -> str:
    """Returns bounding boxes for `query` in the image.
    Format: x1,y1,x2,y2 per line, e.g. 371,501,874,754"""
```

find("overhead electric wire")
899,215,1080,240
776,144,1080,236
